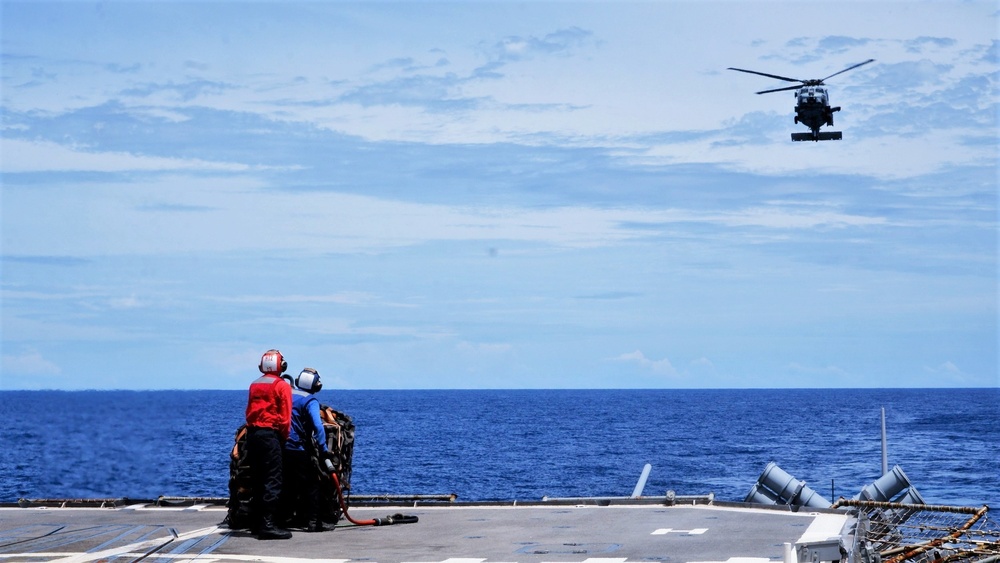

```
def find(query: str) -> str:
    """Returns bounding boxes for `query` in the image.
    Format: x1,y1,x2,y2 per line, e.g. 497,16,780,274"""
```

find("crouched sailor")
281,367,332,532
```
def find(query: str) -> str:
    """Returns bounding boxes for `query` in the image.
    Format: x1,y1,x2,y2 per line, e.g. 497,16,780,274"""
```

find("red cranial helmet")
259,349,288,375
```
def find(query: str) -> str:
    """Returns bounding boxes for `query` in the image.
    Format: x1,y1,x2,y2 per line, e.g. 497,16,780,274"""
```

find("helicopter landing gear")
791,131,843,142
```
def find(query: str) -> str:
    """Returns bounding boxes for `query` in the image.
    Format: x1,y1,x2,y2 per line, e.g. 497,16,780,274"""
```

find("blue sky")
1,1,996,390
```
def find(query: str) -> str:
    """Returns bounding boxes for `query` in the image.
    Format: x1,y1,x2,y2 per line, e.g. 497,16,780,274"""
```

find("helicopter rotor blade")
755,85,802,95
819,58,875,82
727,67,804,84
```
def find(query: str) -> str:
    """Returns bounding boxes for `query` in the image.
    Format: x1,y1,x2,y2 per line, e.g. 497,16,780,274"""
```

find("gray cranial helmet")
295,368,322,393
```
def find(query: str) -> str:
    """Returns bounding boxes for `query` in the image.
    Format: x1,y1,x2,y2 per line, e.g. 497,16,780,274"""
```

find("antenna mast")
880,407,889,475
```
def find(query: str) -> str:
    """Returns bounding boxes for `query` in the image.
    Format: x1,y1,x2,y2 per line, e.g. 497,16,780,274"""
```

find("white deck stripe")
796,513,848,544
0,553,351,562
45,525,219,562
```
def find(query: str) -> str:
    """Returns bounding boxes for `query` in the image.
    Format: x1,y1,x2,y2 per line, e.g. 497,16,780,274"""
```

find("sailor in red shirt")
245,349,294,540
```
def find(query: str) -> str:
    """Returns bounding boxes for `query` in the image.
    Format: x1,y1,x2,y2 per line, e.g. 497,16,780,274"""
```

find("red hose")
324,459,417,527
329,472,378,526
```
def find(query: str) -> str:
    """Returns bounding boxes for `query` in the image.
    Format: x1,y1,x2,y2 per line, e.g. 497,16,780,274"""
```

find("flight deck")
0,500,846,563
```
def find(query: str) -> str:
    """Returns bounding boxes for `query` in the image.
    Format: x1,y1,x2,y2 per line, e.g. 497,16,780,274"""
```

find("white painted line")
690,558,772,563
797,513,848,544
0,553,351,563
652,528,708,535
46,526,221,562
399,560,515,563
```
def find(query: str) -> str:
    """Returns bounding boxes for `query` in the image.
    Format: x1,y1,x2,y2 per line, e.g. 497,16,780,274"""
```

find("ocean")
1,388,997,508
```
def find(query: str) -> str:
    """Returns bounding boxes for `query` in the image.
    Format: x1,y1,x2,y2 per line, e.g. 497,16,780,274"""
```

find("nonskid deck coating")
0,503,848,563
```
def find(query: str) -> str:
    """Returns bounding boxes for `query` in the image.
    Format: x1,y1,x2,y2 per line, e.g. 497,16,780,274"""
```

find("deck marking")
0,555,351,562
0,524,66,552
398,559,628,563
181,556,350,563
5,524,129,554
652,528,708,535
45,525,220,562
85,525,154,553
195,528,234,557
796,513,848,544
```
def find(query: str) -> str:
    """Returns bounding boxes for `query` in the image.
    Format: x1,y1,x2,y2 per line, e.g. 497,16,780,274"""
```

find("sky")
1,1,997,390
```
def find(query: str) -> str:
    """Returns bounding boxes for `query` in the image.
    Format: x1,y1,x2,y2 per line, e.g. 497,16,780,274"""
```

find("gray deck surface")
0,503,847,563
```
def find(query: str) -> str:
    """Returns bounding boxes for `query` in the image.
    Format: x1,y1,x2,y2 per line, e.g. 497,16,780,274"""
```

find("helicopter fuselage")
793,86,839,133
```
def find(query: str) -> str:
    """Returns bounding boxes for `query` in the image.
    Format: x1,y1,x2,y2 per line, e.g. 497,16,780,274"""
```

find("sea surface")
1,389,997,508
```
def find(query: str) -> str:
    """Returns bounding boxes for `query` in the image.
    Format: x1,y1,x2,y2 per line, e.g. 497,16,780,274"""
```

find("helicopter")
728,59,874,141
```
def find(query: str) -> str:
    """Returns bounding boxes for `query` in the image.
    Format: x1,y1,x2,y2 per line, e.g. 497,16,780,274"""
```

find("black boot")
305,518,333,532
257,517,292,540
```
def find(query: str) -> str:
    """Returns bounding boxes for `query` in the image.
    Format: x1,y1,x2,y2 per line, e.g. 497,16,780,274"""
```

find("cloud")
613,350,677,376
338,27,596,112
199,345,271,378
817,36,873,53
621,204,887,235
339,73,482,110
904,37,957,53
106,62,142,74
2,349,62,376
488,27,595,63
714,111,786,146
711,207,887,229
369,56,448,74
457,341,513,354
1,138,261,173
1,255,90,267
108,294,143,309
982,39,999,64
769,36,875,66
121,79,235,102
574,291,642,300
922,361,971,383
271,317,450,341
137,203,215,213
872,59,954,90
214,292,391,307
690,357,715,370
1,171,899,258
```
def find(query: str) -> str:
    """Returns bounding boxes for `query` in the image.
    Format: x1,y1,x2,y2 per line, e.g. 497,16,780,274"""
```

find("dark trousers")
247,427,284,527
281,449,322,526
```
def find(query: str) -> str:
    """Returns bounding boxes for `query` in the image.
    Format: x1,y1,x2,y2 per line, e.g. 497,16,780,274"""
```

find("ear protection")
259,349,288,374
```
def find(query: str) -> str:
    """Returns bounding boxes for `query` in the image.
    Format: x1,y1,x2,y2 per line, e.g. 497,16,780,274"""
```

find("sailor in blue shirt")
281,367,330,532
